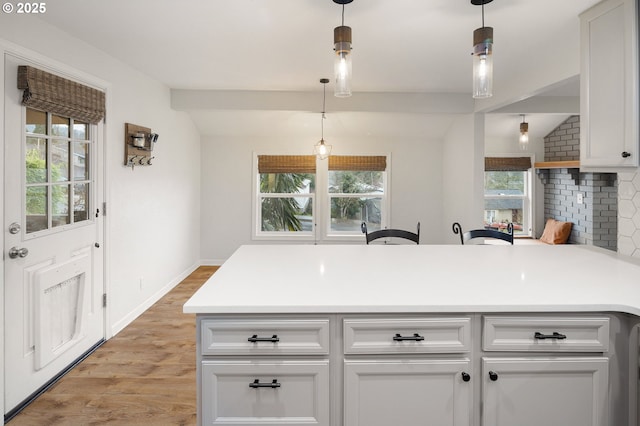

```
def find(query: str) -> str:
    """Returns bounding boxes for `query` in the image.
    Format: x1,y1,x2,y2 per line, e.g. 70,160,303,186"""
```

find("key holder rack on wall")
124,123,158,168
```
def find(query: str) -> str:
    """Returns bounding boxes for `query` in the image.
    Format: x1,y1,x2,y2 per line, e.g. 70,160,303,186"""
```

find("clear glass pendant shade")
472,30,493,99
334,43,352,97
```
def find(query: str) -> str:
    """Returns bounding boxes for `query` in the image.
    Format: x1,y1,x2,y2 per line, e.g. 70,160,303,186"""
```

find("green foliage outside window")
260,173,313,231
26,148,66,216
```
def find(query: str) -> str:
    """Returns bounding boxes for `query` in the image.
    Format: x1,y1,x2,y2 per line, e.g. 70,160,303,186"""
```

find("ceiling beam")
170,89,475,114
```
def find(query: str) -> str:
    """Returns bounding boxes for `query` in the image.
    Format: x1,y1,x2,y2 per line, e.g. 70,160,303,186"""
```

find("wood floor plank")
7,265,218,425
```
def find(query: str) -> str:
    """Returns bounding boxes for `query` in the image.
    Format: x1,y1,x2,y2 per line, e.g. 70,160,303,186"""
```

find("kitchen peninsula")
184,244,640,426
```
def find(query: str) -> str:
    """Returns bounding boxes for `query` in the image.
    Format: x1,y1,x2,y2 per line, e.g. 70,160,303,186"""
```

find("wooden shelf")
534,160,580,169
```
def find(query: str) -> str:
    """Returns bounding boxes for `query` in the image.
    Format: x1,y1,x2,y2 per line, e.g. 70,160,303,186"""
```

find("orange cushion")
539,218,573,244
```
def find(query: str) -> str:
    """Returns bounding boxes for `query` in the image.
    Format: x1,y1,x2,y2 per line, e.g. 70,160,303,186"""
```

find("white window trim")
252,152,390,243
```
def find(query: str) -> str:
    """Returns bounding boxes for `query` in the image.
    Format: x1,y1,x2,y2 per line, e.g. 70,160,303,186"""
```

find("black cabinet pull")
248,334,279,343
461,372,471,382
393,333,425,341
622,151,631,158
249,379,281,389
489,371,498,381
534,332,567,340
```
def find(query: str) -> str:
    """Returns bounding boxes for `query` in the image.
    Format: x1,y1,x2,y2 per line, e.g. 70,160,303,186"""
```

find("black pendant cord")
481,2,485,27
321,82,326,139
341,4,345,26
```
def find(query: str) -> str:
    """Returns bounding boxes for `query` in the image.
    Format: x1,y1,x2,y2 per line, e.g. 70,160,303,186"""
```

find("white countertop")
183,244,640,316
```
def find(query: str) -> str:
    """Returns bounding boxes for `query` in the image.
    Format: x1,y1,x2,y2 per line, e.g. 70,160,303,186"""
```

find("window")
256,155,315,236
254,154,389,240
327,155,386,234
25,108,92,234
484,157,533,236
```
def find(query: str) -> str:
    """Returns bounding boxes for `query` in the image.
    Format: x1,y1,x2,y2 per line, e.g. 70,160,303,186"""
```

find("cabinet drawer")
200,318,330,356
202,360,329,426
483,316,610,352
344,317,471,354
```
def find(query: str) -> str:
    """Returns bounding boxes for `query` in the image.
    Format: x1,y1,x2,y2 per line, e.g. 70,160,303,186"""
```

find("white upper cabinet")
580,0,639,170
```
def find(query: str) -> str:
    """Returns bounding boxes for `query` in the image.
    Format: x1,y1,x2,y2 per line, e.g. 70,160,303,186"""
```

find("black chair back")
361,222,420,244
452,222,514,245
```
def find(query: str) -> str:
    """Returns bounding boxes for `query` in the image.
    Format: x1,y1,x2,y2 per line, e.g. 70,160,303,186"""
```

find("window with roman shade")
327,155,388,234
18,65,106,124
256,155,316,234
484,156,533,236
254,154,390,240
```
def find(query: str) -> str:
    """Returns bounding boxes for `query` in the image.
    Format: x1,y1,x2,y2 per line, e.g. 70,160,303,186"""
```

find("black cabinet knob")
622,151,631,158
489,371,498,381
461,372,471,382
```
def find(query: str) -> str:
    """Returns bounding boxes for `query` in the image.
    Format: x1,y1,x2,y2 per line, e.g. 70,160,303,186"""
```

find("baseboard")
109,262,200,336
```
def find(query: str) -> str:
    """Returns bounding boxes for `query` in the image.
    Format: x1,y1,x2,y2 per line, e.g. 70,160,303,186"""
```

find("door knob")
8,247,29,259
8,222,21,234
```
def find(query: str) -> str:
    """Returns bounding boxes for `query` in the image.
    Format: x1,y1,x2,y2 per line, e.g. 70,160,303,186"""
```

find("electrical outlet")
577,193,584,204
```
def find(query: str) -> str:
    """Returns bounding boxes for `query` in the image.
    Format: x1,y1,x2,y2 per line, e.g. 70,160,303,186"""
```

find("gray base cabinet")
344,359,472,426
196,313,635,426
482,357,609,426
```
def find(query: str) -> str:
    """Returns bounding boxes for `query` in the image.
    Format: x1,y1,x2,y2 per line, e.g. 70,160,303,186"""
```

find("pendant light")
519,115,529,150
471,0,494,99
333,0,353,97
314,78,332,160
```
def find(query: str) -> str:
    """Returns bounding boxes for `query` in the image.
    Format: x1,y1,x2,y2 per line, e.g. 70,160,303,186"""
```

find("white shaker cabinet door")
482,357,609,426
580,0,639,169
344,359,472,426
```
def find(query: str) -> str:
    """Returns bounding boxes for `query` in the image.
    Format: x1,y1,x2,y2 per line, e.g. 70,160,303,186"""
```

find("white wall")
200,111,445,262
0,16,201,337
441,114,485,243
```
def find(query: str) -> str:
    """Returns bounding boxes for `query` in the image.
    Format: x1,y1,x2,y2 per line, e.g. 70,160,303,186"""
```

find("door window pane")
51,115,70,137
26,108,47,134
26,186,48,233
73,183,89,222
52,140,69,182
73,121,88,140
26,137,47,184
52,184,70,227
24,111,93,234
73,142,89,181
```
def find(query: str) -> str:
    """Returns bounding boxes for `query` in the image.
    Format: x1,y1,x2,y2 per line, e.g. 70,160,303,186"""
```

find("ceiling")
35,0,598,139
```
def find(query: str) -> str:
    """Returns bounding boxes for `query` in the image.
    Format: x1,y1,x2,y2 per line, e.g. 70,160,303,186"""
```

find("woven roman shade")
485,157,532,171
258,155,316,174
328,155,387,171
17,65,106,124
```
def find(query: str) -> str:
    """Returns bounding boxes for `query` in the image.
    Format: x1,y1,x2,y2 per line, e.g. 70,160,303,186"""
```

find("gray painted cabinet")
196,313,633,426
580,0,639,170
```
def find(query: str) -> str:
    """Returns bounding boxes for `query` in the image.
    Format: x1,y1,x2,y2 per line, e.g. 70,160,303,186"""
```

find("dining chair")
361,222,420,245
452,222,514,245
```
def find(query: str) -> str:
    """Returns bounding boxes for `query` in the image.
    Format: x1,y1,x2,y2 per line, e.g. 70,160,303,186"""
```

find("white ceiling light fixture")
519,114,529,150
471,0,494,99
314,78,333,160
333,0,353,98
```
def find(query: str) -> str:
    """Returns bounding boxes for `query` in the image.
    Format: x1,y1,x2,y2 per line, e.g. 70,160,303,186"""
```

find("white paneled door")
3,54,105,414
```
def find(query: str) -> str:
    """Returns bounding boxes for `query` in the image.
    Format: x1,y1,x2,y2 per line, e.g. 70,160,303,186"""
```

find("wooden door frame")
0,40,111,416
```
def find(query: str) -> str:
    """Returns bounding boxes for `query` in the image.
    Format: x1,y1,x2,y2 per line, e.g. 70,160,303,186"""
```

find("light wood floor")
8,265,219,426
